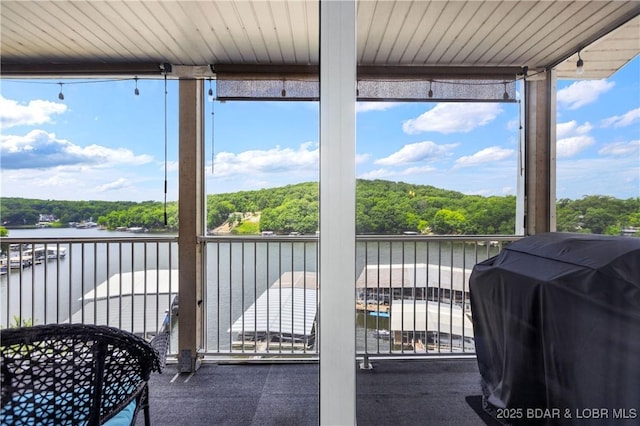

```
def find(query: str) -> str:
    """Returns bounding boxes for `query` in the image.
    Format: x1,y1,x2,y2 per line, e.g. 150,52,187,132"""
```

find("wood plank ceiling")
1,1,638,79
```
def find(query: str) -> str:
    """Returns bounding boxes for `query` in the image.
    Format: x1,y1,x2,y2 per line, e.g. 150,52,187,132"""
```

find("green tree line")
1,198,138,227
2,181,638,236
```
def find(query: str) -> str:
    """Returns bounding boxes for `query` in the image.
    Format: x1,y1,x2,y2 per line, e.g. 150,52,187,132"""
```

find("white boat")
8,254,33,269
75,221,98,229
23,245,67,261
127,227,148,233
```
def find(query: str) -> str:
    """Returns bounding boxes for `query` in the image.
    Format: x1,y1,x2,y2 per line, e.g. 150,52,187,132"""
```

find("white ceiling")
1,1,638,79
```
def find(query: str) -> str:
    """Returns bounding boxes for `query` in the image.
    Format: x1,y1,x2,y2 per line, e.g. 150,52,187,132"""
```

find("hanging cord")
518,98,524,177
211,95,215,174
163,72,168,226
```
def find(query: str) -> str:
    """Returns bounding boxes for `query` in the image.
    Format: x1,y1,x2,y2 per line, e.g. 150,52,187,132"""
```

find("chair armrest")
149,330,170,373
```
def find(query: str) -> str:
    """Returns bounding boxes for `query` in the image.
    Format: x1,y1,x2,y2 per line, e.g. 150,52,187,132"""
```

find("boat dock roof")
70,269,178,336
230,271,317,337
82,269,178,299
356,263,471,293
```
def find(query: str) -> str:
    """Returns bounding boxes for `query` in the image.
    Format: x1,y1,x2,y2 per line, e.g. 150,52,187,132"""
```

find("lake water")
2,228,501,352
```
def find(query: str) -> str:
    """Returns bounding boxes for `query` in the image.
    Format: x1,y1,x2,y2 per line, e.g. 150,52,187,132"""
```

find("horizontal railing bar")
2,236,178,244
200,234,519,242
356,235,521,242
357,353,478,361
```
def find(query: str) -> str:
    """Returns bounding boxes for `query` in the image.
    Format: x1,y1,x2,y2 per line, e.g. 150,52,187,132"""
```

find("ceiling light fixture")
58,83,64,100
503,82,509,100
208,78,214,102
576,51,584,75
428,80,433,98
134,77,140,96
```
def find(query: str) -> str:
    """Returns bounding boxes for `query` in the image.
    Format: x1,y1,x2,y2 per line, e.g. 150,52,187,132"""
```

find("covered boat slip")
390,300,474,352
356,263,475,352
70,269,178,339
230,271,318,352
356,263,472,304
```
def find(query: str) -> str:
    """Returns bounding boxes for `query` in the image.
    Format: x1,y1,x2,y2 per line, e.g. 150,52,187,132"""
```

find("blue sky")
1,56,638,202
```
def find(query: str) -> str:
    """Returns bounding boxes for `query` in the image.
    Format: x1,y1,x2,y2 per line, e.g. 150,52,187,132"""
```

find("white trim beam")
319,0,356,425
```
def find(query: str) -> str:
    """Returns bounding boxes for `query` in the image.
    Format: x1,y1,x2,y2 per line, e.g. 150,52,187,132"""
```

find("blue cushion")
103,400,137,426
0,392,137,425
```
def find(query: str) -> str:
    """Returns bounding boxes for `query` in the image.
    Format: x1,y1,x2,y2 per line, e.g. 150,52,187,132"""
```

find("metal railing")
355,235,518,363
201,235,520,360
2,234,520,360
1,236,179,350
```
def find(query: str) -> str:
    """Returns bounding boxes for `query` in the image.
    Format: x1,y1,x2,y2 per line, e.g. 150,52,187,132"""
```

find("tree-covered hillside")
2,180,638,236
0,198,139,227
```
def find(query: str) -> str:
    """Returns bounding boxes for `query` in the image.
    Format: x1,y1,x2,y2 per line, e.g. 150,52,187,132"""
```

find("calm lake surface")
2,228,500,351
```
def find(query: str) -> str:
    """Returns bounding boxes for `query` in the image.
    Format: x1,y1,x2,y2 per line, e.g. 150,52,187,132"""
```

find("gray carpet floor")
138,358,499,425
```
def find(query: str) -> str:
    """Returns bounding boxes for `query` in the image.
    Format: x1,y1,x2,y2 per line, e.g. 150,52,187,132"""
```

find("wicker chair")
1,323,170,426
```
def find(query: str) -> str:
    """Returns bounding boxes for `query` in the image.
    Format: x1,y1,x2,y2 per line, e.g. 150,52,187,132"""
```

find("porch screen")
214,65,517,102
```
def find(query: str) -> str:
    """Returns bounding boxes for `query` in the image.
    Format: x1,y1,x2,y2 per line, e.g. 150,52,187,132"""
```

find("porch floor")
138,358,500,425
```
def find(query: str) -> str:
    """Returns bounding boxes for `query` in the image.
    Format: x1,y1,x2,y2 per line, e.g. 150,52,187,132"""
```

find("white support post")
319,0,356,425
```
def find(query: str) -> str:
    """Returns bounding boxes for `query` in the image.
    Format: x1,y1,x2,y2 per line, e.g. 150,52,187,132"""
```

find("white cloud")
165,160,179,172
1,130,153,170
557,120,593,139
557,156,640,199
356,102,401,113
557,80,615,110
454,146,515,168
358,168,395,180
357,165,437,182
600,107,640,128
96,177,132,193
556,120,595,158
506,118,520,132
598,140,640,157
355,153,371,165
374,141,458,166
0,95,67,129
0,161,173,202
212,142,318,177
402,103,503,134
557,136,595,158
400,165,437,175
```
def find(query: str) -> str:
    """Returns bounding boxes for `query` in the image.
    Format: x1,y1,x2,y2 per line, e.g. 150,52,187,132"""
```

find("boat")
127,227,148,233
8,254,33,269
75,221,98,229
23,245,67,261
373,329,390,340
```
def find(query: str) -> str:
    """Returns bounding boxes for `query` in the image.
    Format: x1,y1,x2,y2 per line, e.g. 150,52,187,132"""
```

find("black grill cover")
470,232,640,425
